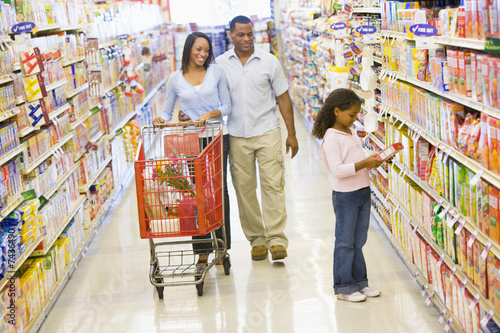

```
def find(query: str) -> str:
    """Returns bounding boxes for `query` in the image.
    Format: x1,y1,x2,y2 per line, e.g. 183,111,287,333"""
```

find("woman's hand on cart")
153,117,167,126
178,111,191,122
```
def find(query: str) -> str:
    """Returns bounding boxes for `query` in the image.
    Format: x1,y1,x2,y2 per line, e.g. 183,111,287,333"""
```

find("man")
216,15,299,261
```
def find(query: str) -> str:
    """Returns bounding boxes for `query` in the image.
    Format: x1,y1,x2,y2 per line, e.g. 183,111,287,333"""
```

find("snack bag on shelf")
488,116,500,174
489,186,499,244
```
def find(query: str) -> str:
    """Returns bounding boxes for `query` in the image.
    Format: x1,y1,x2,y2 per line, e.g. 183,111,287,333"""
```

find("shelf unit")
370,208,465,332
0,194,24,219
352,7,381,13
79,156,112,193
380,68,500,119
31,195,86,256
66,83,89,99
0,75,14,85
0,236,43,291
0,143,25,166
48,103,71,121
43,163,79,199
380,30,487,51
380,103,500,190
23,161,133,333
0,107,20,122
23,134,73,175
61,56,85,67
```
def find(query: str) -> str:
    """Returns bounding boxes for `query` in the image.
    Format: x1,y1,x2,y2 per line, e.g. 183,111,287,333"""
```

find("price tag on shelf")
413,271,419,280
421,284,428,297
447,215,460,229
460,280,468,295
384,193,390,205
433,200,443,214
480,310,495,326
394,204,400,213
455,221,466,235
436,254,445,270
469,293,481,311
481,242,493,260
398,120,406,130
444,318,453,332
439,310,447,324
450,267,457,283
438,206,450,220
412,223,418,235
470,169,484,186
468,230,479,248
425,295,432,306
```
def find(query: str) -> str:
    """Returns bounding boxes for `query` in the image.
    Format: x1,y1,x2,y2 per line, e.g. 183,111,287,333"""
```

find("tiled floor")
38,114,443,332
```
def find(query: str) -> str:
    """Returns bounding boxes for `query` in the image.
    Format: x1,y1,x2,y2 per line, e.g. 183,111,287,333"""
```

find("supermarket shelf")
380,30,410,39
66,83,88,99
23,134,73,175
380,68,500,119
61,55,85,67
24,262,72,333
381,103,500,191
90,131,104,144
99,40,117,49
31,195,86,256
352,7,381,13
71,104,101,130
386,189,500,328
46,79,67,92
0,75,14,85
0,194,24,219
60,24,84,32
36,24,62,33
435,36,486,51
19,126,39,137
48,103,71,121
12,63,21,72
0,236,43,291
43,164,79,199
0,143,26,166
0,107,21,122
108,77,168,140
73,149,86,163
369,134,385,150
79,156,112,193
373,56,383,64
25,165,133,333
105,80,123,94
371,209,464,333
371,183,391,211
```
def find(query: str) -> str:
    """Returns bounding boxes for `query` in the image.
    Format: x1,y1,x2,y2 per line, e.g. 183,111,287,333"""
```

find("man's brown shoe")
270,245,287,260
251,246,268,260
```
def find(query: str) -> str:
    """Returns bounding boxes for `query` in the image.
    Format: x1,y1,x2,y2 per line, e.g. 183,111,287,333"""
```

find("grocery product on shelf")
283,0,500,329
0,1,173,331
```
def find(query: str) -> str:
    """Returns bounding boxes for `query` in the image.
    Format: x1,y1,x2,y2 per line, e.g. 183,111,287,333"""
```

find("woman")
153,32,231,270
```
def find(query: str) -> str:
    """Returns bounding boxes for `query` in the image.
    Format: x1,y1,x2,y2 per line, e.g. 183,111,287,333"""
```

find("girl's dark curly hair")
311,88,363,139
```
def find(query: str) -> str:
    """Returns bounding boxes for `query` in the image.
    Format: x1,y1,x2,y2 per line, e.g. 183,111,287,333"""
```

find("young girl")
312,88,383,302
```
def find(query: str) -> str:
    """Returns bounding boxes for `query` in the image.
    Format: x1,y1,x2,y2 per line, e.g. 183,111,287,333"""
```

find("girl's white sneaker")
360,287,381,297
337,291,367,302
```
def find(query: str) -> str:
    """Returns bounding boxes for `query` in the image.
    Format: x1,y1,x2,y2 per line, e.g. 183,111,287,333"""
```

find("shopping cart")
134,121,230,298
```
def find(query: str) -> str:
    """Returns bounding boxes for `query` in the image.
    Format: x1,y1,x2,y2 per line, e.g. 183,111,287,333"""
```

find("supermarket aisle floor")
38,114,443,333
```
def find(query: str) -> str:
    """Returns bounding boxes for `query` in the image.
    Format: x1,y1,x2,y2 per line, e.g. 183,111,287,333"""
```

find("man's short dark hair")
230,16,252,32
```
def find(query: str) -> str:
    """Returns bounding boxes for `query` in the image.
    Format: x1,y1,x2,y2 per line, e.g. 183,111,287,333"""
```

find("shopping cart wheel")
195,276,204,296
156,286,164,299
223,255,231,276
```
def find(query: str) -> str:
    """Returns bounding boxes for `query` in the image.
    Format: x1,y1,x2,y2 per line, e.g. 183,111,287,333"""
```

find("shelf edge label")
486,37,500,55
11,22,37,35
332,23,347,31
355,25,377,35
409,24,437,38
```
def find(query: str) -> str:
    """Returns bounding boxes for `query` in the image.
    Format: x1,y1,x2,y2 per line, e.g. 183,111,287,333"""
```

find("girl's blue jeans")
332,187,371,295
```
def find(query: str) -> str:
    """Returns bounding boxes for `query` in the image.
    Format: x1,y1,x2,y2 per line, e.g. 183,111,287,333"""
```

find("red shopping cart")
134,121,230,298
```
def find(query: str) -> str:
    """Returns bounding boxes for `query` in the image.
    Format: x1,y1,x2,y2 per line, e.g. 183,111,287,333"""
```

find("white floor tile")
38,114,443,333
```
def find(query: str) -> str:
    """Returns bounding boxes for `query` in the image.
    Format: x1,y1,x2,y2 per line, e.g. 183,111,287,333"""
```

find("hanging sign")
11,22,37,35
355,25,377,35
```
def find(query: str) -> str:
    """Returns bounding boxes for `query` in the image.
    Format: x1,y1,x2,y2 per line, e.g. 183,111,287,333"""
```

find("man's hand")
178,111,191,122
153,117,167,125
286,134,299,158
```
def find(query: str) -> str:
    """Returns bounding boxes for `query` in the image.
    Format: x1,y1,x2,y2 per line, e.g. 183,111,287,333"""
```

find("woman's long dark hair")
181,32,214,73
312,88,363,139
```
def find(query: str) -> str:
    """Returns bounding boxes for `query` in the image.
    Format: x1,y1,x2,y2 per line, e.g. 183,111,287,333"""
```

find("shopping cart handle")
153,121,208,128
